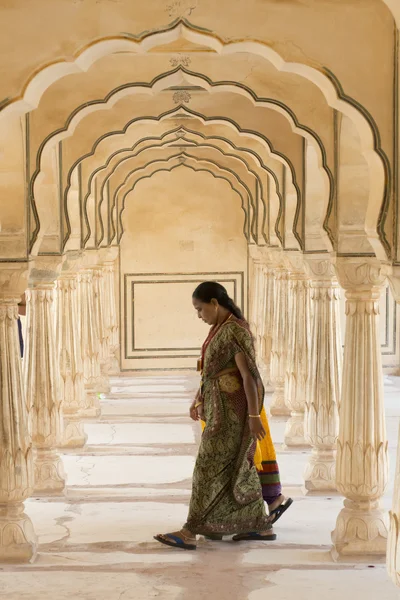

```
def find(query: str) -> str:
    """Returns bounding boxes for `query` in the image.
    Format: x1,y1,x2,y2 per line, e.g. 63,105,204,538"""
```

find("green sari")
184,316,271,536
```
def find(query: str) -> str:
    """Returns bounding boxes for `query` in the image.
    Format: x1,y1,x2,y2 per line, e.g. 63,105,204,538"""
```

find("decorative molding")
170,55,191,68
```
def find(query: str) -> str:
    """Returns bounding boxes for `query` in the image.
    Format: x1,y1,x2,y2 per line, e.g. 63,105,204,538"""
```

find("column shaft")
55,274,88,446
24,286,65,495
284,273,311,447
303,278,342,491
270,267,291,416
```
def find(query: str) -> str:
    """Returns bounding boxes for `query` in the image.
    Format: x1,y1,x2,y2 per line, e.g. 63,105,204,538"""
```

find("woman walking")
154,282,291,550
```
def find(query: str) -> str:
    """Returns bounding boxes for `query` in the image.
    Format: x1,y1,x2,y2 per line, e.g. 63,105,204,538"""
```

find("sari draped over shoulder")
184,316,272,536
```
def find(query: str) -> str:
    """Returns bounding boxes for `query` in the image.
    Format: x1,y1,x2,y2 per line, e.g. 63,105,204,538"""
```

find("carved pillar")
249,249,261,349
78,268,101,417
55,253,88,447
24,258,65,495
270,256,291,416
331,258,389,562
92,266,111,394
0,263,37,561
103,258,120,374
387,268,400,584
303,257,342,492
259,254,275,388
284,254,311,447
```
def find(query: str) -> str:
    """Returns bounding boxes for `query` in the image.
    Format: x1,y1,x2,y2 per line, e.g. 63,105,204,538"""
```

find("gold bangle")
195,402,203,408
248,414,260,418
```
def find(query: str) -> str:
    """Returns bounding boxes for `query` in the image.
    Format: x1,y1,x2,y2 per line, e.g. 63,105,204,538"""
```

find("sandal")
204,534,223,541
154,532,197,551
269,497,293,525
232,531,277,542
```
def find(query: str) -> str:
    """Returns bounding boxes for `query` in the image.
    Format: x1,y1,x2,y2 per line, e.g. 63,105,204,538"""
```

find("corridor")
1,375,399,600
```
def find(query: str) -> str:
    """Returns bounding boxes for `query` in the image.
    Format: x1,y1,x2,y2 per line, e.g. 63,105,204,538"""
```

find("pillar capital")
80,249,100,270
28,255,63,287
304,254,336,281
97,246,119,265
59,251,84,279
335,257,390,291
285,251,309,278
248,244,264,262
0,262,28,300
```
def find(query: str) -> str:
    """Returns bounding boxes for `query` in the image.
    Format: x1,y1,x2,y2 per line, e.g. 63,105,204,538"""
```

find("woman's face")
192,297,218,325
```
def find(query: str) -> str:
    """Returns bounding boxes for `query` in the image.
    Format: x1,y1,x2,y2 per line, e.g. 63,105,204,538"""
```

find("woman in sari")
154,282,291,550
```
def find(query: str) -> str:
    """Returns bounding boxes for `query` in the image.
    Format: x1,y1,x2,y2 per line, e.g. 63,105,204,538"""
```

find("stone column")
387,268,400,584
249,248,261,349
103,259,120,374
259,251,275,388
24,258,65,495
331,258,389,562
303,256,342,493
270,255,291,416
78,268,101,417
55,252,88,447
0,263,37,561
284,254,311,447
92,265,111,394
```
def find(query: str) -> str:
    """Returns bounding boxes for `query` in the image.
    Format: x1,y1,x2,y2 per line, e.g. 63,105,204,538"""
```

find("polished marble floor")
1,374,400,599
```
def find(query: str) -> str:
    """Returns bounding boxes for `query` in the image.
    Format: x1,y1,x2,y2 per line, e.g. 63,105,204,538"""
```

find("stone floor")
1,374,400,599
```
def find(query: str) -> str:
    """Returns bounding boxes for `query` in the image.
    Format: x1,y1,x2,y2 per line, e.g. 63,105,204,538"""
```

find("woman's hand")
197,402,205,422
249,416,266,441
189,398,199,421
189,398,205,422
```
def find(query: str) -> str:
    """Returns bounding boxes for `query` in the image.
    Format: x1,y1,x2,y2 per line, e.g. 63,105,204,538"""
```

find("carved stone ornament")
173,90,191,104
170,54,191,67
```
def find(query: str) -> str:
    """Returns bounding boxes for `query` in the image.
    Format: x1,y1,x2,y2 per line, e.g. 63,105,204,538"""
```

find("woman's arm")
235,352,266,440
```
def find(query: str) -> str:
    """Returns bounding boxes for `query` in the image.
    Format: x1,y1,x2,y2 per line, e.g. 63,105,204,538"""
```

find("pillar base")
270,386,291,417
34,448,66,496
284,412,309,447
0,503,37,563
387,511,400,585
60,416,87,448
83,387,101,418
331,499,388,562
96,375,111,395
303,448,337,493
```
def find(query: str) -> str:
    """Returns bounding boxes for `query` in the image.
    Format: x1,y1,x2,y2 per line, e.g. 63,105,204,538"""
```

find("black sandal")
232,531,277,542
269,497,293,524
154,532,197,550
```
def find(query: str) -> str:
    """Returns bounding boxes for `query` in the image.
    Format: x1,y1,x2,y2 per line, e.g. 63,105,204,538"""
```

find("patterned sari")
185,315,275,536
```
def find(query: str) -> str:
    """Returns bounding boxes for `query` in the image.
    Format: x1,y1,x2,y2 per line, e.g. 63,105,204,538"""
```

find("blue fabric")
165,534,185,546
17,317,24,358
